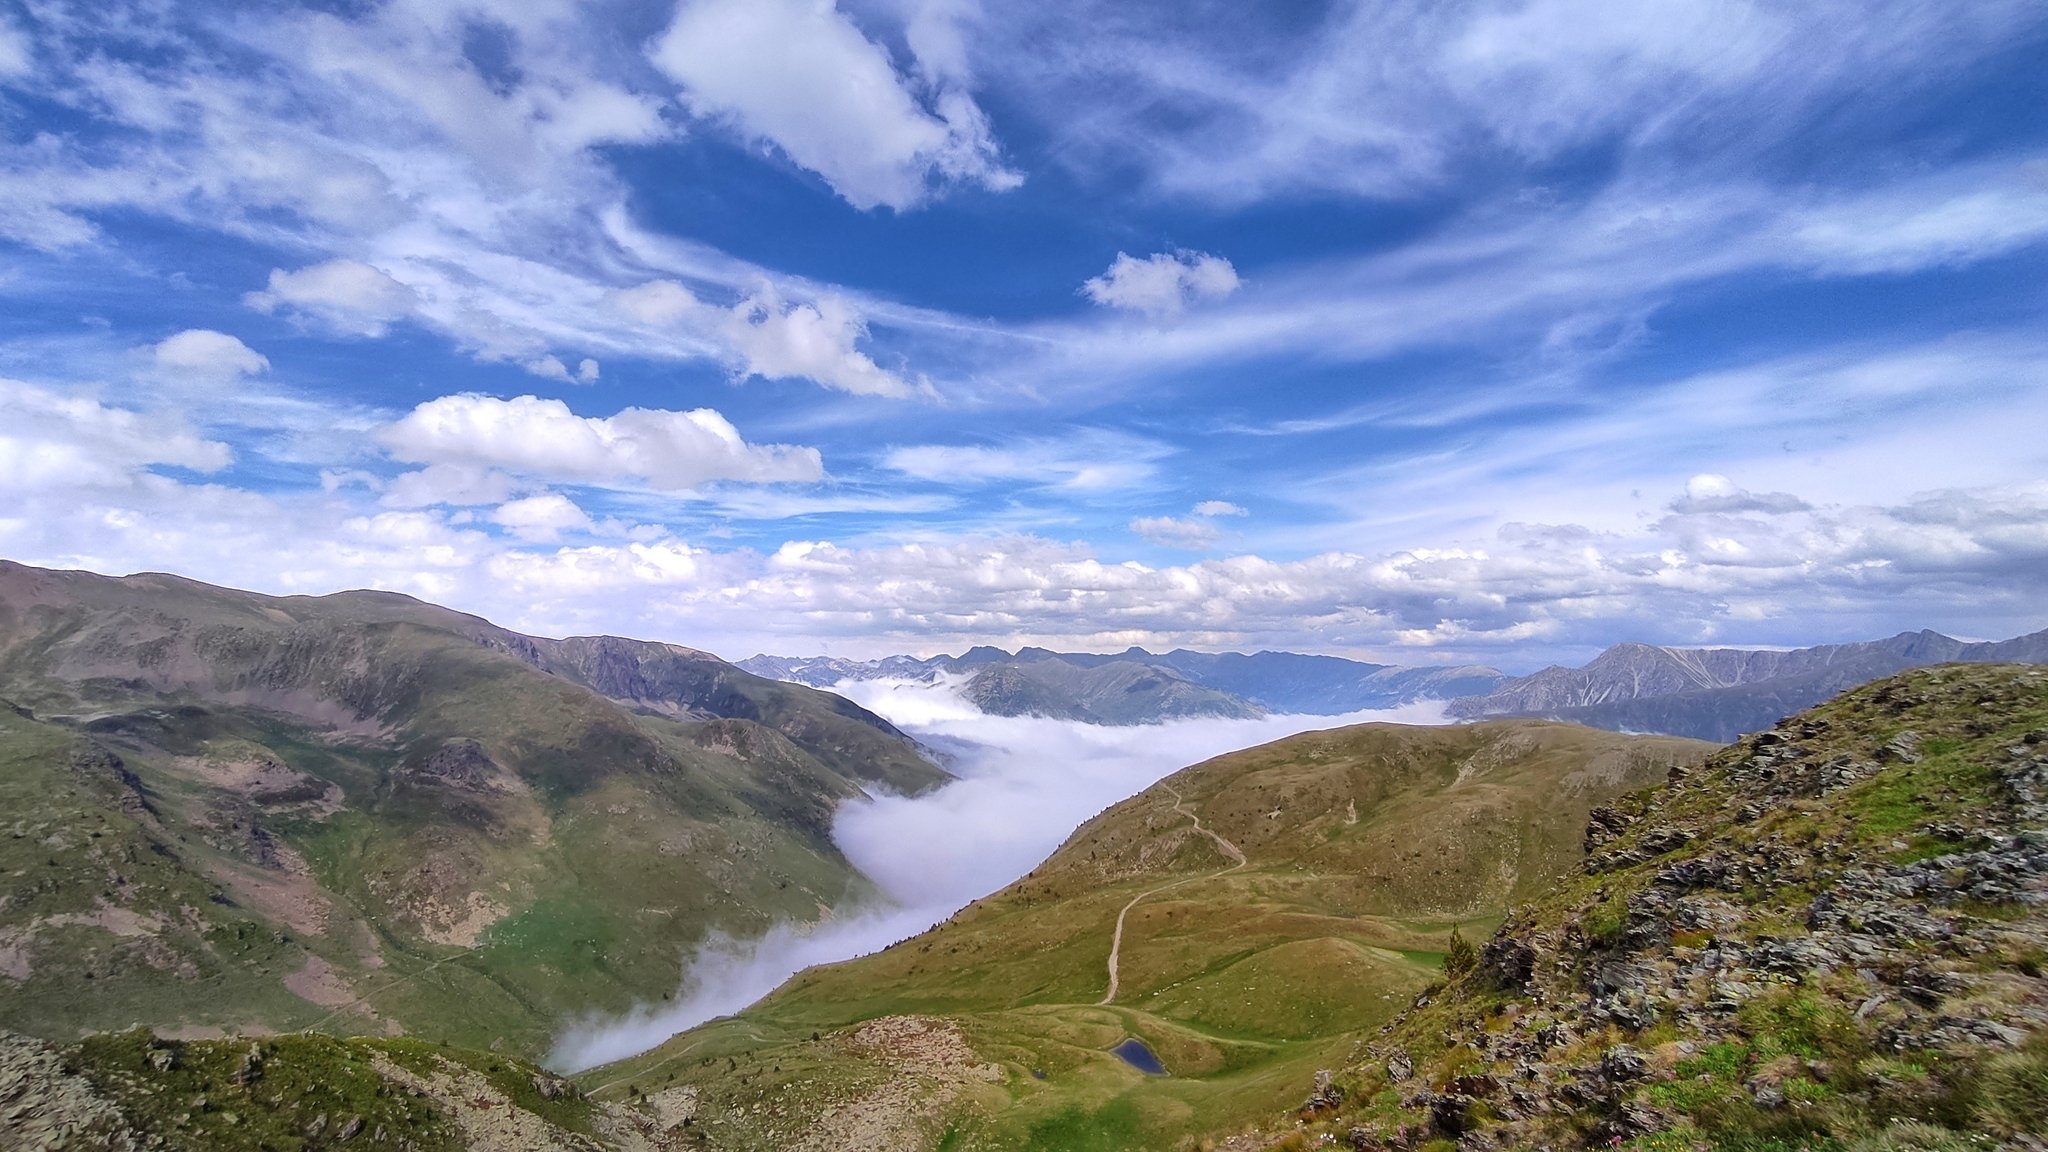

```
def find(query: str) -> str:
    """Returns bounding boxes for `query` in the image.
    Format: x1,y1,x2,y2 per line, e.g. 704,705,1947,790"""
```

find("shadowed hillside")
0,560,943,1057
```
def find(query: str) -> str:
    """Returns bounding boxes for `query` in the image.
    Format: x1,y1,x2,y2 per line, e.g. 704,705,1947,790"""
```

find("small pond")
1111,1037,1168,1075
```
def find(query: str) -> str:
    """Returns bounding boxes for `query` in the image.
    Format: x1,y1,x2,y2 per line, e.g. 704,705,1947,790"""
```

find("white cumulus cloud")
1130,515,1219,549
1131,500,1250,549
1082,249,1241,318
523,356,602,384
244,259,420,336
491,493,597,542
377,393,823,491
150,329,270,381
380,464,519,509
1669,474,1811,515
725,289,920,398
0,378,232,491
650,0,1020,210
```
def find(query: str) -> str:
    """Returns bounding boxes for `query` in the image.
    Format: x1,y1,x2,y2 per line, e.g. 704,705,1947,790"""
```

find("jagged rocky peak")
1445,626,2048,743
1264,663,2048,1152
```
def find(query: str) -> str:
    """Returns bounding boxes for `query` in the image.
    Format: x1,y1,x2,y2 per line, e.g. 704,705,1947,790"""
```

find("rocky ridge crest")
1264,664,2048,1152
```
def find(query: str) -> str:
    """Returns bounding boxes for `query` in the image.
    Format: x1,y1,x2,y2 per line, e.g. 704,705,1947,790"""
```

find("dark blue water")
1111,1037,1168,1075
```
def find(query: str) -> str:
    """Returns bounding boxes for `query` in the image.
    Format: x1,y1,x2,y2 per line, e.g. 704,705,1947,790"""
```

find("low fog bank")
828,680,1448,911
548,678,1447,1071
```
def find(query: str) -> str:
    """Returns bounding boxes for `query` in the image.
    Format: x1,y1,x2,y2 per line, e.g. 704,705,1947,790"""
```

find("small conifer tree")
1444,925,1477,978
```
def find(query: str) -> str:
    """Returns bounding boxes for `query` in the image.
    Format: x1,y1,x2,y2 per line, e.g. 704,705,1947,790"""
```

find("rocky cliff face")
1259,664,2048,1152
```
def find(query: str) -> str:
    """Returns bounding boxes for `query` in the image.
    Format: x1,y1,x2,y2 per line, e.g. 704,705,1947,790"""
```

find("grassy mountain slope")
0,561,943,1057
585,721,1712,1150
1257,663,2048,1152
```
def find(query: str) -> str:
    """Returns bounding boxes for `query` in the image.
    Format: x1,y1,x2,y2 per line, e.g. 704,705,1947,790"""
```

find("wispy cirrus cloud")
981,0,2046,204
882,430,1172,492
5,0,2043,419
0,2,934,399
1001,157,2048,408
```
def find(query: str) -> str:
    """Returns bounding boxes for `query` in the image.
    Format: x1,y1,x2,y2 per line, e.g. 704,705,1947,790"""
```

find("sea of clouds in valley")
547,677,1447,1070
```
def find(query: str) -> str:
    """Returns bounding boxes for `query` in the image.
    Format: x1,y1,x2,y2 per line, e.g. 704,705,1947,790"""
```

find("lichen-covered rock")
1476,935,1537,991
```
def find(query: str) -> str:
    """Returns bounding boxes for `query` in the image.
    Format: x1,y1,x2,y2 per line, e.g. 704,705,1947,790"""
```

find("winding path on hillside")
304,942,484,1035
1098,783,1247,1006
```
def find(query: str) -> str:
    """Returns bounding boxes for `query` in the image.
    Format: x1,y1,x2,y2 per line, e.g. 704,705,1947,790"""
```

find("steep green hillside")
1258,664,2048,1152
0,561,944,1057
588,720,1712,1150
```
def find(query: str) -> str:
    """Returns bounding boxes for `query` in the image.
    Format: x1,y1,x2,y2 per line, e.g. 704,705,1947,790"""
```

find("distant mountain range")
1446,627,2048,741
737,646,1508,723
746,626,2048,738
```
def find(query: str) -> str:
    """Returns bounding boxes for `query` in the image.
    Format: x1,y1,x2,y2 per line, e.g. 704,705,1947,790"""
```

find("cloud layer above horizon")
1,0,2045,669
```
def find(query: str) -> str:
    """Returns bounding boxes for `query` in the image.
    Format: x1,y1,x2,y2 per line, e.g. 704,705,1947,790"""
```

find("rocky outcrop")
1268,665,2048,1151
0,1031,145,1152
402,738,502,791
0,1027,708,1151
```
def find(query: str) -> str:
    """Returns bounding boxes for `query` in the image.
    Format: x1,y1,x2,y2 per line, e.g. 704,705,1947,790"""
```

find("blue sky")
2,0,2046,670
